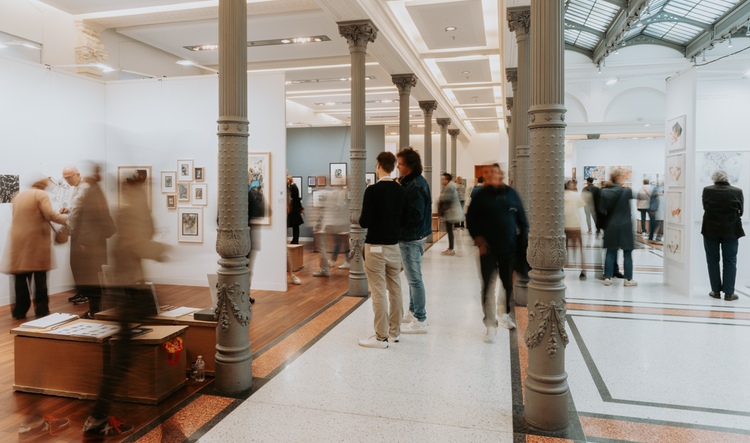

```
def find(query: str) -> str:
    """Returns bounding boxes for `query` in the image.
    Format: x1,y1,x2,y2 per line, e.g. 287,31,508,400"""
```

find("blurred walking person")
599,169,637,287
438,173,463,255
287,175,304,244
581,176,601,236
564,180,586,278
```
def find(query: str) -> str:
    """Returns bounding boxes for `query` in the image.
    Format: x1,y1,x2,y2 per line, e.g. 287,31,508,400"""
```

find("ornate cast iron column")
524,0,569,430
505,97,515,184
437,118,451,176
214,0,252,393
448,129,460,177
419,100,437,194
505,68,518,185
508,7,531,307
339,20,377,297
392,74,417,149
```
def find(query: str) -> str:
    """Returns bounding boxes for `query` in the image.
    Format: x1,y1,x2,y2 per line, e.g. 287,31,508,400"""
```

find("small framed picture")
194,167,204,182
292,176,303,195
308,176,317,187
118,166,152,210
192,183,207,206
177,160,193,182
178,207,203,243
177,182,190,202
317,175,326,187
161,171,176,193
330,162,347,187
166,194,176,209
365,172,376,187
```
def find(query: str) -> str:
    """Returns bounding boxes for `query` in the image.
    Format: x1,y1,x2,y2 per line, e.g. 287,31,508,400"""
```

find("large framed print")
665,191,683,225
161,171,176,193
695,151,750,221
329,162,347,187
178,207,203,243
609,165,632,187
666,153,685,188
664,226,684,263
248,152,271,225
177,160,193,182
583,166,605,182
117,166,152,210
667,115,686,152
192,183,208,206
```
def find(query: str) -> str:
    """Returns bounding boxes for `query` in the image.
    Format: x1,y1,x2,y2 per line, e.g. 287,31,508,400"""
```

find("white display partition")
105,72,288,291
0,56,106,305
663,69,697,294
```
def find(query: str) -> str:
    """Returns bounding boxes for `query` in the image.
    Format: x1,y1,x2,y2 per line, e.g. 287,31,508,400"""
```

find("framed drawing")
312,189,332,208
308,176,316,187
194,167,204,182
177,160,193,182
583,166,605,182
317,175,326,187
248,152,271,225
192,183,208,206
161,171,176,193
177,182,190,202
0,174,20,203
166,194,176,209
665,191,683,225
695,151,750,221
609,165,632,184
178,207,203,243
666,153,685,188
666,115,686,152
330,162,347,186
292,176,303,196
664,227,684,263
117,166,152,210
365,172,376,187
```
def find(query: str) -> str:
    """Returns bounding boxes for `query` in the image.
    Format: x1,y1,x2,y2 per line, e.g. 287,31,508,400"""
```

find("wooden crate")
287,244,304,271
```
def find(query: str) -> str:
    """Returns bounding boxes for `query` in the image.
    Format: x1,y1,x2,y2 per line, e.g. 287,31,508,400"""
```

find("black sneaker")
709,291,721,299
69,293,89,304
614,272,625,279
724,294,739,301
83,416,134,440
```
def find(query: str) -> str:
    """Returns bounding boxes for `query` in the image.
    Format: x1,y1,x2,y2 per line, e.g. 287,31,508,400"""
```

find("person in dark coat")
599,169,637,287
701,170,744,301
286,175,304,244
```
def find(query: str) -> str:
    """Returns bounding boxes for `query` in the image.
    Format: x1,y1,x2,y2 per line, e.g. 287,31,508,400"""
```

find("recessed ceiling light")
185,36,330,51
445,26,457,32
280,39,291,44
462,71,470,75
176,60,195,66
606,78,618,86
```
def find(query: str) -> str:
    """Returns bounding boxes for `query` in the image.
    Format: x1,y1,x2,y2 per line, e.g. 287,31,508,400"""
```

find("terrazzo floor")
132,230,750,442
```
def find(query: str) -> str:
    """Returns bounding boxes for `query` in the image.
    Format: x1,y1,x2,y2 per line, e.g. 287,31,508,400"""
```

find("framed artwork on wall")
308,176,316,187
695,151,749,222
666,153,685,188
248,151,271,225
312,189,332,208
609,165,632,186
664,227,683,263
177,160,193,182
583,166,605,182
117,166,152,210
192,183,208,206
666,115,686,152
292,176,303,196
330,162,347,186
317,175,326,187
161,171,176,193
177,182,190,202
178,207,203,243
0,174,20,204
365,172,376,187
665,191,683,225
194,167,204,182
166,194,176,209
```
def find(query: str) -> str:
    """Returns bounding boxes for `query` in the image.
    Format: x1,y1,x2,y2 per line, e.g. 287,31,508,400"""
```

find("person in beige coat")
5,178,68,319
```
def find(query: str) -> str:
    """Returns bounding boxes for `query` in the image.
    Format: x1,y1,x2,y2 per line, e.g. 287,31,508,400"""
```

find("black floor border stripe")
578,411,750,437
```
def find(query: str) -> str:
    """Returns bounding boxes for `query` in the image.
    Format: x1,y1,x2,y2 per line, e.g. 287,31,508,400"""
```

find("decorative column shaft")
524,0,569,430
339,20,377,297
392,74,417,149
508,7,531,307
448,129,460,177
437,118,451,176
419,100,438,196
505,68,518,185
215,0,252,393
505,96,515,184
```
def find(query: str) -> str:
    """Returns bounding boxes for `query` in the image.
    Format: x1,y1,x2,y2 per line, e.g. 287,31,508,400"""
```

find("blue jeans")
703,236,739,295
604,249,633,280
399,237,427,322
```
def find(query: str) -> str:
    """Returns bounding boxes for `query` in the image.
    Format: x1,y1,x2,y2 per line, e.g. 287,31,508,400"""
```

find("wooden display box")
287,243,304,271
12,320,188,404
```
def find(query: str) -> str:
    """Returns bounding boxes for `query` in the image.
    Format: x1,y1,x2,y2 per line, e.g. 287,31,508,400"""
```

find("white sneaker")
291,275,301,285
358,335,388,349
500,314,516,330
484,327,498,343
401,319,429,334
401,311,415,323
338,262,351,269
624,279,638,287
603,278,611,286
388,335,400,343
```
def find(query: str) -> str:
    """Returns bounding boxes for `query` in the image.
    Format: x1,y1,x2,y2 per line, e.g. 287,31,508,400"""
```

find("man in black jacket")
358,152,406,348
702,170,745,301
467,163,529,342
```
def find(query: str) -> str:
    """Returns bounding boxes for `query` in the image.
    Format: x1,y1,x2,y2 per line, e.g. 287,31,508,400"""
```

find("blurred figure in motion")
599,169,637,287
83,170,168,439
287,175,304,245
648,181,664,243
3,177,68,320
581,176,601,236
455,175,466,229
68,164,116,318
564,180,586,279
438,173,463,255
313,189,350,277
60,165,88,305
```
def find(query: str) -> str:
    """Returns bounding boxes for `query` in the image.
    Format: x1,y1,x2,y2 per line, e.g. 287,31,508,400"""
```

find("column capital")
506,115,512,126
506,97,514,111
505,67,518,86
392,74,417,94
507,7,531,36
448,129,460,139
338,20,378,52
436,118,451,129
419,100,438,116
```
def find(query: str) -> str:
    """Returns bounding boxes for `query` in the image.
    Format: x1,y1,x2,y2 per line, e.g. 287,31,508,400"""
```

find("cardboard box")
287,243,304,271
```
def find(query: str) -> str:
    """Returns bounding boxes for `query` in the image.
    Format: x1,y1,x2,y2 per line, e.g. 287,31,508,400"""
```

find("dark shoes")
250,297,256,304
614,272,625,279
709,291,721,299
81,311,95,320
83,416,134,440
579,271,586,279
68,293,89,304
724,293,739,301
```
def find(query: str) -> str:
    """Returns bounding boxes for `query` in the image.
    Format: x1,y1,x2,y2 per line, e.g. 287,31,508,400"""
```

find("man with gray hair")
701,170,744,301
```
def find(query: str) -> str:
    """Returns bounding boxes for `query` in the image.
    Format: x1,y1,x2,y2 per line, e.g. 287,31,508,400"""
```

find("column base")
214,357,253,394
523,385,570,431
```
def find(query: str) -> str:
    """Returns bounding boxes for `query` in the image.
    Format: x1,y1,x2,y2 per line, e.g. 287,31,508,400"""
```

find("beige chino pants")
363,243,403,341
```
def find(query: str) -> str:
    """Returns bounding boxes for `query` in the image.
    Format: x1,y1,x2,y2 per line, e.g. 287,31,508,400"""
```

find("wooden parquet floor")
0,241,353,442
